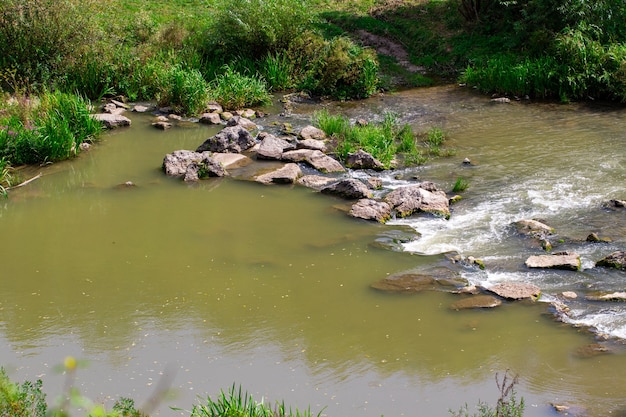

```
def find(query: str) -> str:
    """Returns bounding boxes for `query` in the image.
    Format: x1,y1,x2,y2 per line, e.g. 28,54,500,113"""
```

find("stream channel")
1,85,626,416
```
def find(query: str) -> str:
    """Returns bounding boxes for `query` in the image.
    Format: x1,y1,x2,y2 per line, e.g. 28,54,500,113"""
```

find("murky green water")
1,87,626,416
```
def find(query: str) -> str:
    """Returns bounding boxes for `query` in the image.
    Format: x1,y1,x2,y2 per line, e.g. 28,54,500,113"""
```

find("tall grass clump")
314,110,421,168
156,64,209,115
259,52,295,91
0,0,100,92
190,384,322,417
450,371,525,417
208,66,272,110
0,91,102,165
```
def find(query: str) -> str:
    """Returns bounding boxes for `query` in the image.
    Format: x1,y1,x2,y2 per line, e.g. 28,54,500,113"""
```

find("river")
1,86,625,416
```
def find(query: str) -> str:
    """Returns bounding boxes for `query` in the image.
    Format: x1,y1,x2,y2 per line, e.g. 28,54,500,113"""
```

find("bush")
0,367,46,417
0,0,100,92
202,0,315,60
208,66,272,110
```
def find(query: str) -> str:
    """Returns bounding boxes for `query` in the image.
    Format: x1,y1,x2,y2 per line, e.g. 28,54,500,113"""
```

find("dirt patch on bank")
355,29,426,74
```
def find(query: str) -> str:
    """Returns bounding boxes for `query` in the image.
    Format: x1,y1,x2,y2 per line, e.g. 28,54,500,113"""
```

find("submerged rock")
585,291,626,302
485,282,541,300
451,294,502,310
595,251,626,270
525,252,581,271
371,273,436,293
92,113,131,128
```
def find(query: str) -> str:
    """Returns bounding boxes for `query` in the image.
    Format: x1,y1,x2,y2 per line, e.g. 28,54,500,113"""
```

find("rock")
595,251,626,270
79,142,91,152
370,226,418,252
349,199,391,223
240,109,256,119
384,184,450,219
514,219,554,237
114,181,136,189
91,113,131,128
371,273,436,293
227,116,257,131
603,199,626,210
573,343,611,358
282,149,345,173
220,111,234,121
133,105,149,113
551,403,587,417
585,291,626,301
152,121,172,130
255,163,302,184
199,112,222,125
297,138,327,152
296,175,337,190
485,282,541,300
525,252,581,271
110,99,130,109
206,102,223,113
196,125,255,153
168,114,183,121
451,294,502,310
102,102,117,113
163,150,211,177
356,118,368,127
562,291,578,299
299,125,326,141
155,115,169,122
211,153,251,169
184,158,227,181
491,97,510,103
345,149,385,170
256,132,296,160
321,179,372,199
367,177,383,189
462,157,472,165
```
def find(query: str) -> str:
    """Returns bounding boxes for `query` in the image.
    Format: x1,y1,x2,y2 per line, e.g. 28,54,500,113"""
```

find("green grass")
452,177,469,192
208,66,273,110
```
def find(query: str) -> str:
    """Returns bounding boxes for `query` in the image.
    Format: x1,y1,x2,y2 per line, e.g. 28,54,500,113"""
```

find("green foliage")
259,53,295,91
425,126,446,156
314,110,422,168
0,368,47,417
0,91,102,165
452,177,469,192
208,66,272,110
0,0,100,92
296,36,379,99
0,157,13,198
156,64,209,115
202,0,315,60
190,384,322,417
450,371,525,417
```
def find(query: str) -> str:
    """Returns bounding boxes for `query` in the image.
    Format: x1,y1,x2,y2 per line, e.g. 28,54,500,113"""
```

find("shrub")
0,367,47,417
0,0,100,92
156,64,210,115
208,66,272,110
202,0,314,60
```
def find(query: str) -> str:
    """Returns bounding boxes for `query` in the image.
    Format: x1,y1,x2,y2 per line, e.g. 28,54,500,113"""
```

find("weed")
208,66,272,110
156,64,209,115
450,370,525,417
452,177,469,192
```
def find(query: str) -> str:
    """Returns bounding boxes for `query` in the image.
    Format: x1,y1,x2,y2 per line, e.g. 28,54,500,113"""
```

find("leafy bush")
208,66,272,110
156,64,210,115
0,367,46,417
202,0,314,60
0,0,100,92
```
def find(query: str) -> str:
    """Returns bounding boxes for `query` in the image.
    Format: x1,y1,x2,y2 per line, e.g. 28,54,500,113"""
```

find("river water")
1,86,625,416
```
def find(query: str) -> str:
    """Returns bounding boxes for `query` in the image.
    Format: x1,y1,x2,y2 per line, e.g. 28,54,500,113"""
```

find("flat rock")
299,125,326,141
297,138,327,152
296,175,337,190
152,121,172,130
91,113,131,128
525,252,580,270
199,112,222,125
451,294,502,310
371,273,437,293
585,292,626,301
282,149,345,173
211,153,252,169
349,199,391,223
255,163,302,184
485,282,541,300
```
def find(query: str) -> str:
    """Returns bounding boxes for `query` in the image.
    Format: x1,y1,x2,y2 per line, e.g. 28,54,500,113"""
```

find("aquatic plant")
208,66,272,110
450,370,525,417
425,126,445,156
453,177,469,192
189,384,323,417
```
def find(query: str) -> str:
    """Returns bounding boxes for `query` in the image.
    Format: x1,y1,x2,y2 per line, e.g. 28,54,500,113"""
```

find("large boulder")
299,125,326,141
525,252,581,271
485,282,541,300
162,150,227,181
91,113,131,128
199,112,222,125
256,132,296,160
321,179,372,199
255,163,302,184
349,199,391,223
297,138,327,152
345,149,385,171
184,158,227,181
196,125,255,153
595,251,626,270
282,149,345,173
384,183,450,219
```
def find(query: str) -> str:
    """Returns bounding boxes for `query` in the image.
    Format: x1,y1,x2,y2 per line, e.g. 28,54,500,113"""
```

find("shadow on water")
1,86,626,416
